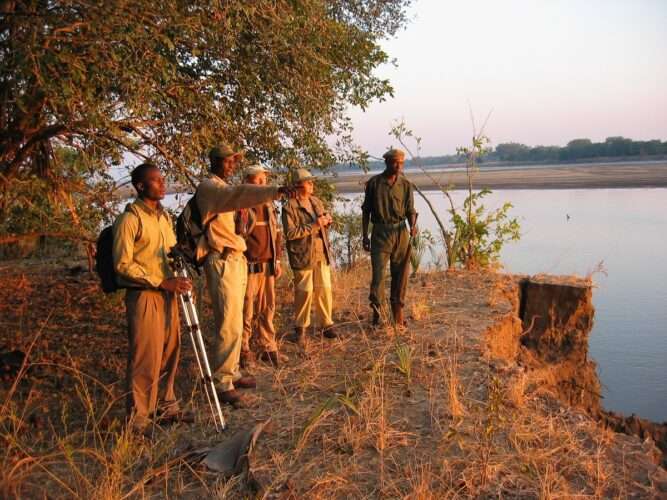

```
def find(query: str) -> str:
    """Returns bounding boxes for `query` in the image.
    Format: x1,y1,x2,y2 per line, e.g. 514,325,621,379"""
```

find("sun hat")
382,148,406,161
292,168,316,184
245,164,270,177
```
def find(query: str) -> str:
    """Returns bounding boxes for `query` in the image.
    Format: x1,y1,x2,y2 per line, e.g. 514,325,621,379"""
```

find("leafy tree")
1,0,412,243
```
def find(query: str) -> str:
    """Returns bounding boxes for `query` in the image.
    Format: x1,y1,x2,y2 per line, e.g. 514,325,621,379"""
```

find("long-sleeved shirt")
195,174,279,258
112,198,176,289
245,203,283,263
361,173,416,225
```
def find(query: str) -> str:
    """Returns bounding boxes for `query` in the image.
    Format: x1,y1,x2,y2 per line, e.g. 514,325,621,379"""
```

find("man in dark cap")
361,148,417,327
196,145,293,406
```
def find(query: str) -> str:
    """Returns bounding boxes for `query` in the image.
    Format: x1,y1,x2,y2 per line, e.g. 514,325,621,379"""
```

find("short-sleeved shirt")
361,173,416,225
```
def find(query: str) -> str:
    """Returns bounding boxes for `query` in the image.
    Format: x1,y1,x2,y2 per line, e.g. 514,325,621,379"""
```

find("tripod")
169,249,226,431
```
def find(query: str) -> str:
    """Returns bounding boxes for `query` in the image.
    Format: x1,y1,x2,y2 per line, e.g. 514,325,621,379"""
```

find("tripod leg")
185,297,226,431
181,292,226,430
179,294,223,432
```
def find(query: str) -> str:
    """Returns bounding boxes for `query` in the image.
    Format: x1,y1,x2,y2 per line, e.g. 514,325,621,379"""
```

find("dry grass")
0,260,664,498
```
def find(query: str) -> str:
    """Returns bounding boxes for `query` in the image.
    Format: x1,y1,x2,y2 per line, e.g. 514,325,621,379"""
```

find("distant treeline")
335,136,667,171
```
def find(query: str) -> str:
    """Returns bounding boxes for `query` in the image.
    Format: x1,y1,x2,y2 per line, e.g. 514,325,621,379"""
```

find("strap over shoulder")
123,203,143,241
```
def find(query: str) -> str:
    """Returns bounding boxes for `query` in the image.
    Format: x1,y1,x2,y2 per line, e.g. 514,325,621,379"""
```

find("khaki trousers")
243,265,278,353
125,289,181,428
204,251,247,391
293,261,333,329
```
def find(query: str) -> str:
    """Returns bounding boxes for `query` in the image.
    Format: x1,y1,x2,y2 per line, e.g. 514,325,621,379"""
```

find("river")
394,188,667,422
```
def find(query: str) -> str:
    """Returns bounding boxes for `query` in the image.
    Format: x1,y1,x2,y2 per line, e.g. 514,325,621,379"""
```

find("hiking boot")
286,327,307,345
156,409,195,425
392,304,406,328
320,325,337,339
218,389,245,406
239,350,255,369
234,375,257,389
259,350,287,367
372,307,381,326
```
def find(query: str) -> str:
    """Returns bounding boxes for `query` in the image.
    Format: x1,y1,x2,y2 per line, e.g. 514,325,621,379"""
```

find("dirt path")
1,261,665,497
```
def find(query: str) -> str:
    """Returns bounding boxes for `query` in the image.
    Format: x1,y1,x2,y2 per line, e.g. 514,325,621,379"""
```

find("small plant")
394,342,413,383
389,118,521,269
329,201,365,269
410,227,436,275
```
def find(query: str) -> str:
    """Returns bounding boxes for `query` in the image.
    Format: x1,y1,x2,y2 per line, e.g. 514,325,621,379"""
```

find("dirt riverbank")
0,261,665,497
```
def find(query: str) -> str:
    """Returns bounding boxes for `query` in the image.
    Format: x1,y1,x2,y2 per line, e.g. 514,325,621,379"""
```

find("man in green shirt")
361,149,417,327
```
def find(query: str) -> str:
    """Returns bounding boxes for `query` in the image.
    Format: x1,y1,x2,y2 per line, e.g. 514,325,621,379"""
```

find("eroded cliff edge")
487,273,667,468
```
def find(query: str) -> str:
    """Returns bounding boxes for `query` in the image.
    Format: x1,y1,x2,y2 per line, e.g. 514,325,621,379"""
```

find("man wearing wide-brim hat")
196,145,293,407
281,168,337,345
361,148,417,327
239,164,287,368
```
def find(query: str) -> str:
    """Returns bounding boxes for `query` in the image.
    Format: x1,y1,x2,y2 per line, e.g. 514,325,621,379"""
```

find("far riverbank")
330,161,667,192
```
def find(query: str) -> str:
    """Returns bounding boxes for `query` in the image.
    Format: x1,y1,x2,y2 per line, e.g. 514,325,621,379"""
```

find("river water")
389,188,667,422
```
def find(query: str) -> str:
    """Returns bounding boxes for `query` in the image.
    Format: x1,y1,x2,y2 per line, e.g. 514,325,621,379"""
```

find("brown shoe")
240,350,255,369
156,409,195,425
372,307,380,326
286,327,306,344
234,375,257,389
218,389,244,406
259,351,280,367
320,325,337,339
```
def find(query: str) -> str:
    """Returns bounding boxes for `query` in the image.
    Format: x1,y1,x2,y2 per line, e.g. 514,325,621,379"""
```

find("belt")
212,247,243,261
373,221,406,231
248,261,273,274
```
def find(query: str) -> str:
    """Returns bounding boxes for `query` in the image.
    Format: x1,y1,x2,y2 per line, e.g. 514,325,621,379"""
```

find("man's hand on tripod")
160,277,192,294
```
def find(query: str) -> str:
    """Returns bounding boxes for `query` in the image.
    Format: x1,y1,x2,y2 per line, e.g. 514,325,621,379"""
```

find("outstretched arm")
198,181,280,215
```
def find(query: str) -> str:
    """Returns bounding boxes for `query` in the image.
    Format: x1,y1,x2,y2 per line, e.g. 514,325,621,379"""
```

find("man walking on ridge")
196,145,293,407
361,148,418,327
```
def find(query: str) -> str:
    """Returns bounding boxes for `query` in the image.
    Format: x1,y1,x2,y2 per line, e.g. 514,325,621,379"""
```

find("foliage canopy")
1,0,411,243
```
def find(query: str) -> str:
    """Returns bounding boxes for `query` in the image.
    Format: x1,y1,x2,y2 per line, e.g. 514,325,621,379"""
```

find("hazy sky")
349,0,667,157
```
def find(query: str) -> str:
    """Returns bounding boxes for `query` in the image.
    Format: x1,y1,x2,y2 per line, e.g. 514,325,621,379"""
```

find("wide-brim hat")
245,164,270,177
209,144,244,160
292,168,316,184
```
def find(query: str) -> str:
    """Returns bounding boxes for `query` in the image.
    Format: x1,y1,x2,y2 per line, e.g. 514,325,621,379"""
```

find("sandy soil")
1,260,666,497
331,162,667,192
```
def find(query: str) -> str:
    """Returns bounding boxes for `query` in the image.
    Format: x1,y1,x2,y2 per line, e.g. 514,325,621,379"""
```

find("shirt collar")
134,198,166,218
380,172,403,186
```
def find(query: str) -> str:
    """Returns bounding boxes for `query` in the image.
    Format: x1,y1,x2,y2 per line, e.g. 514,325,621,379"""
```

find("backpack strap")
193,188,220,237
124,204,143,242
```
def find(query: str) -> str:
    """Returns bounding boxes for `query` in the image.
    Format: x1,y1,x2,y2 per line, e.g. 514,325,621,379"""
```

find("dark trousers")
369,226,410,311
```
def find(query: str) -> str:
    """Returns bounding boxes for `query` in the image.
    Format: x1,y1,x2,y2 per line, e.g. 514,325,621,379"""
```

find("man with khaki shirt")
196,145,292,406
113,163,193,433
240,165,285,368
